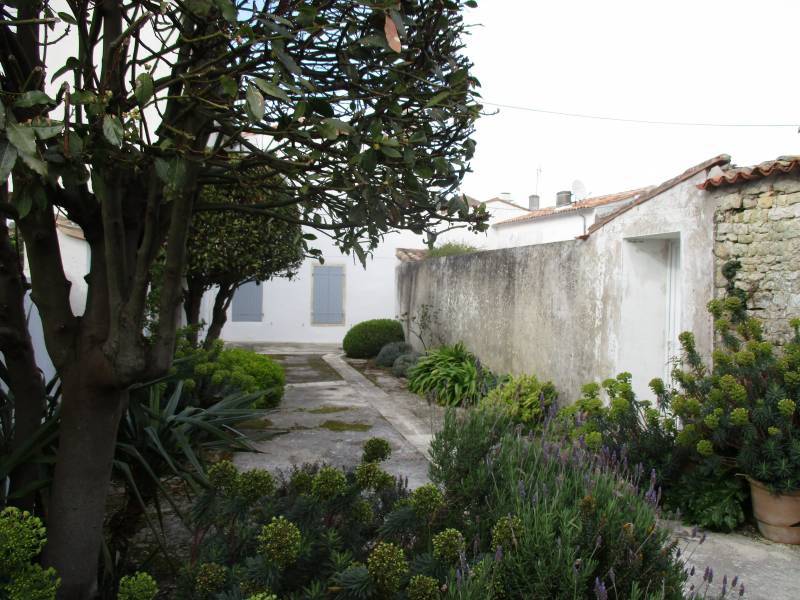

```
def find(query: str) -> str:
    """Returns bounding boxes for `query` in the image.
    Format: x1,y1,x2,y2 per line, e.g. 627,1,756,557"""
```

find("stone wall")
712,174,800,343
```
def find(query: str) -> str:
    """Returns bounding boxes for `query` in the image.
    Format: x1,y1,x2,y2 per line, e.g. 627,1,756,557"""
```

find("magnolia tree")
184,180,307,347
0,0,487,596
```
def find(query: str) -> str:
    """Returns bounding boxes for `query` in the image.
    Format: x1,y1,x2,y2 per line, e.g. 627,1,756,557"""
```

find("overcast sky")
459,1,800,208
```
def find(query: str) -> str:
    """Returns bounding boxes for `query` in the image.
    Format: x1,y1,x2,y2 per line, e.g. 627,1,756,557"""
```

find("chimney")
556,190,573,207
500,192,512,201
528,194,540,210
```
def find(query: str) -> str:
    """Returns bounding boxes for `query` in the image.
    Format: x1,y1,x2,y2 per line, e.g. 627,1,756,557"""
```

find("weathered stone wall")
712,174,800,343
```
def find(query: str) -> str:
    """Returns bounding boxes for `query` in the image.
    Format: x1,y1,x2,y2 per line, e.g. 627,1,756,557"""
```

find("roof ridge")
579,154,731,239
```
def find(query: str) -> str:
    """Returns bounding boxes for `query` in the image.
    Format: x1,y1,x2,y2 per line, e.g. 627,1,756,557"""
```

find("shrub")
181,460,409,599
408,342,497,406
426,242,479,258
118,572,158,600
215,348,285,408
480,374,557,427
0,507,60,600
556,373,688,492
669,261,800,493
666,461,747,532
367,542,408,594
362,437,392,463
429,410,687,599
343,319,405,359
375,341,414,367
392,351,421,378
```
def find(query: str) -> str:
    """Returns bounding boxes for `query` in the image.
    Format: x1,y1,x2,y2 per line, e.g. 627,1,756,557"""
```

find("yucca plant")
106,374,271,580
407,342,497,406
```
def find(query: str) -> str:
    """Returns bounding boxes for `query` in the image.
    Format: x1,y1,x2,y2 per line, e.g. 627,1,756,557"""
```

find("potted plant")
670,261,800,543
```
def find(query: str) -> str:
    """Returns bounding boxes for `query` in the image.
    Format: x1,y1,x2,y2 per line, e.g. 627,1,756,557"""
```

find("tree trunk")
0,220,47,512
43,368,127,600
183,280,204,346
202,284,234,349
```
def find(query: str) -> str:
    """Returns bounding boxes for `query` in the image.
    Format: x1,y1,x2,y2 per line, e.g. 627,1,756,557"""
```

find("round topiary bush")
342,319,405,359
375,341,414,367
392,352,421,378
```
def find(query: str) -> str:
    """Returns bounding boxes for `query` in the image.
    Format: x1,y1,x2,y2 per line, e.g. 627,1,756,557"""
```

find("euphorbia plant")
669,261,800,493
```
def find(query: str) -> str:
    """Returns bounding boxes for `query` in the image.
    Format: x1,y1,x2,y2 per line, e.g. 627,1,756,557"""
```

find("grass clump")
426,241,479,258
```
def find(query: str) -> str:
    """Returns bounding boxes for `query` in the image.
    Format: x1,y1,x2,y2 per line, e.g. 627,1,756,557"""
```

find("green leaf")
70,90,97,105
14,90,55,108
57,11,77,24
253,79,290,103
6,122,36,155
410,130,428,144
380,145,402,158
14,188,33,218
51,56,81,82
322,118,354,135
212,0,236,23
273,41,301,75
0,141,17,184
102,115,124,147
425,91,450,108
30,117,64,140
245,84,265,122
135,73,154,106
359,149,378,173
316,121,339,141
0,99,5,129
219,75,238,98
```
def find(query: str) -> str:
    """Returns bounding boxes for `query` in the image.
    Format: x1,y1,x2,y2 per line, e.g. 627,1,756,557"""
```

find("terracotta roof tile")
494,188,648,226
580,154,731,239
55,216,85,240
395,248,428,262
698,156,800,190
483,197,530,211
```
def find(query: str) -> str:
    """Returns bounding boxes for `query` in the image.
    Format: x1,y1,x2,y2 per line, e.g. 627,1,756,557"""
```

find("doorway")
619,234,681,400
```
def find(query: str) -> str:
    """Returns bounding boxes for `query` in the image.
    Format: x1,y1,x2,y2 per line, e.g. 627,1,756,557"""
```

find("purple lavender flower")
494,545,503,562
739,583,745,597
594,577,608,600
608,567,616,587
731,576,738,588
518,479,525,498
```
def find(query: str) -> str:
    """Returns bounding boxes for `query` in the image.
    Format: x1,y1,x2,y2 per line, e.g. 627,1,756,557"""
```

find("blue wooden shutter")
231,280,263,322
312,266,345,324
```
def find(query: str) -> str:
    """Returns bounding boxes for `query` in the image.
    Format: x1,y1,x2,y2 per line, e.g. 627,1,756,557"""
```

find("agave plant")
106,373,276,579
0,361,60,509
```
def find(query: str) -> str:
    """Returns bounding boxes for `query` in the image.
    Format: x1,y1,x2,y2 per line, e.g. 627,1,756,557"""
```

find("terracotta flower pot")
747,477,800,544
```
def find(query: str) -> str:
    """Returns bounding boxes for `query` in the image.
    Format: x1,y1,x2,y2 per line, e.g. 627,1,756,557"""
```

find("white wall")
213,227,427,344
490,210,590,248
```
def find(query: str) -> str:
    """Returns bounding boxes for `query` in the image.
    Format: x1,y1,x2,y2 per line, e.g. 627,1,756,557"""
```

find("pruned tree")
0,0,488,596
184,180,306,347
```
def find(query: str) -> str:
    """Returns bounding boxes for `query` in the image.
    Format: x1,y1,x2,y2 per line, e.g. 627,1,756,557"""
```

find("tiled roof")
494,188,648,227
483,197,530,211
580,154,731,239
698,156,800,190
55,216,85,240
396,248,428,262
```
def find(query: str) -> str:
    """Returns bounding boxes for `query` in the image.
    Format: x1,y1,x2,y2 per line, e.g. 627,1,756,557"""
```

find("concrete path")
668,521,800,600
233,346,438,489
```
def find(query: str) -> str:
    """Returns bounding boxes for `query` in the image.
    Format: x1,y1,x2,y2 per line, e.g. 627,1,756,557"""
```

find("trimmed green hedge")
342,319,405,359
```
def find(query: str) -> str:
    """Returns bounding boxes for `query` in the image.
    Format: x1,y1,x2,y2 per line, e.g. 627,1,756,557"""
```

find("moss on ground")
307,405,351,414
236,418,274,430
318,420,372,432
268,354,342,383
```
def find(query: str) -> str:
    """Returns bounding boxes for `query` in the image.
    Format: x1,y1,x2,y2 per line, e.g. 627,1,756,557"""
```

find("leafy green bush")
557,373,688,491
117,572,158,600
392,352,421,378
375,341,414,367
362,437,392,463
0,507,60,600
429,408,687,599
669,260,800,493
666,461,747,532
215,348,285,408
343,319,405,359
426,241,479,258
480,374,557,426
408,342,497,406
178,438,408,599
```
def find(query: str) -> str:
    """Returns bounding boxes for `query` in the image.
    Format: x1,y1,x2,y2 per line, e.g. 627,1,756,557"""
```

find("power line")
481,101,798,128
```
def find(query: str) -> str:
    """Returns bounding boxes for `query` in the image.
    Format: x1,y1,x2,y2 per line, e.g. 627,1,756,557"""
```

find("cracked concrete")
233,348,436,489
